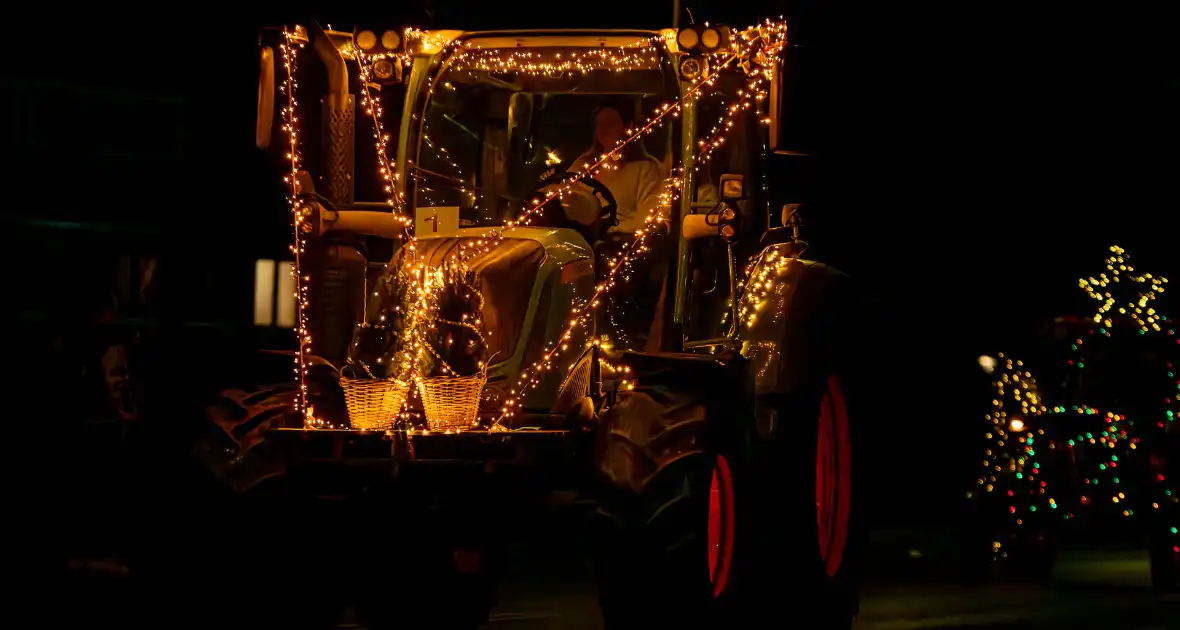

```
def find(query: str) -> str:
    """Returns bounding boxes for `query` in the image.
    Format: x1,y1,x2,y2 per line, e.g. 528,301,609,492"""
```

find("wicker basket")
417,373,487,431
340,377,411,430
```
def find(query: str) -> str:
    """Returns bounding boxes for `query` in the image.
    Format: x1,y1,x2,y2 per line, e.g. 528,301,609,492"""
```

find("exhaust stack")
313,24,354,206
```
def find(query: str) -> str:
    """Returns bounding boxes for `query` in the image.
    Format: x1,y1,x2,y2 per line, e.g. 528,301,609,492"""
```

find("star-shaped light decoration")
1078,245,1168,332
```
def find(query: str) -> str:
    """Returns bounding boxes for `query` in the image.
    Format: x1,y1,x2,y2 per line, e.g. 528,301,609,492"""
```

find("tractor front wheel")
591,360,755,628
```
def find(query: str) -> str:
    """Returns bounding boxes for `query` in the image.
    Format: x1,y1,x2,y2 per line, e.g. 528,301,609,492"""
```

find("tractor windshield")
413,44,679,228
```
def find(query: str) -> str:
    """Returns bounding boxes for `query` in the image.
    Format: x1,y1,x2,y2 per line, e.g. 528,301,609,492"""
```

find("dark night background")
9,1,1176,532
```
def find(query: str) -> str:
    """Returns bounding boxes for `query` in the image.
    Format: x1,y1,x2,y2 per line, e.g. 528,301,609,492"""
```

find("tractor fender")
735,245,853,395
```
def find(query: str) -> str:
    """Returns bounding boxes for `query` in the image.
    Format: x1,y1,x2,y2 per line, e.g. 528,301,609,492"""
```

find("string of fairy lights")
280,20,788,427
695,77,766,165
357,55,409,221
357,21,784,428
489,173,688,429
448,39,661,75
735,246,800,330
487,22,787,420
977,246,1177,561
405,260,491,378
280,30,312,417
418,134,472,207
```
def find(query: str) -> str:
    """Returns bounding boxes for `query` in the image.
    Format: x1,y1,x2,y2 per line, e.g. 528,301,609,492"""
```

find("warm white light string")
287,19,788,429
280,30,313,420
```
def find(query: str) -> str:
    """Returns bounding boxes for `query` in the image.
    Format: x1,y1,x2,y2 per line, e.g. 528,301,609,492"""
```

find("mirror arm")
326,210,407,240
726,241,739,336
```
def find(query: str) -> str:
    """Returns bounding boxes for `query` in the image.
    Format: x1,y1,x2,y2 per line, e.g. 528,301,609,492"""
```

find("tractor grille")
551,345,595,414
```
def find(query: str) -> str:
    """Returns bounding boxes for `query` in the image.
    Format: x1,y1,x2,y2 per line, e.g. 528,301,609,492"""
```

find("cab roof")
320,28,670,55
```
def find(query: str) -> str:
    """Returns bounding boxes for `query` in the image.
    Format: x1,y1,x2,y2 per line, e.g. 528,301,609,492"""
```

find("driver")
562,98,666,234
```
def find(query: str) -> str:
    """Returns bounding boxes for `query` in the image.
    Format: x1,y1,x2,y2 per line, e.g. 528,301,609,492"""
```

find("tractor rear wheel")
750,374,862,629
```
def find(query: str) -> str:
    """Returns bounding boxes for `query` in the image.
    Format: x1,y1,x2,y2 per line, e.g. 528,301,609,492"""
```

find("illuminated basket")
416,373,487,431
340,377,411,430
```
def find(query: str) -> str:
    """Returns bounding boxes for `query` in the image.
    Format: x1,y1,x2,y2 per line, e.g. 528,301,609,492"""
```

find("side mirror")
256,46,275,149
781,203,802,228
719,174,745,200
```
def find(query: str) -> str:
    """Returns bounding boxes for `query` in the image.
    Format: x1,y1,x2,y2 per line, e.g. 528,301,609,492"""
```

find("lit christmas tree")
973,354,1061,572
974,246,1177,584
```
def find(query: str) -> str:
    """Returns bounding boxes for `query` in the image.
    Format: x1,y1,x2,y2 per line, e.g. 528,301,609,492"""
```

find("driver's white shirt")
567,156,665,233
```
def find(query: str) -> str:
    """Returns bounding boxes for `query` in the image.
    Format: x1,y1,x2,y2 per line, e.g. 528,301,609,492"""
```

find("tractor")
218,21,863,628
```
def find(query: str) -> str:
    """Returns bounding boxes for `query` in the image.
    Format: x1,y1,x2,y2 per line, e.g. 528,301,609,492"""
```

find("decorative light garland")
279,30,312,420
284,20,788,431
490,173,686,429
695,73,769,166
357,53,410,222
348,28,784,428
484,38,786,421
735,247,800,330
448,40,661,75
418,132,474,208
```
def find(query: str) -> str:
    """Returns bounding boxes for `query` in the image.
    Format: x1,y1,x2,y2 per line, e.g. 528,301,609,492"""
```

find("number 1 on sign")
414,206,459,236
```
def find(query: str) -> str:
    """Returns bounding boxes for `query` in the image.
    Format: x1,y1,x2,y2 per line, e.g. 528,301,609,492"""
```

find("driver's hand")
546,183,601,227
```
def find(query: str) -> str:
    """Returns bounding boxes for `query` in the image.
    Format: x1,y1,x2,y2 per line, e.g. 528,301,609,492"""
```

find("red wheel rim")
815,375,851,578
707,454,735,597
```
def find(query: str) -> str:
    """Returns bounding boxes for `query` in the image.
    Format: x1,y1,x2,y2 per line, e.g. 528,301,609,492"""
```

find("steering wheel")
529,169,618,243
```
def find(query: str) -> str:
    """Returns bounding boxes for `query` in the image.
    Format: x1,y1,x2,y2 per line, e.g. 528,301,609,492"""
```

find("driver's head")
593,98,635,152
